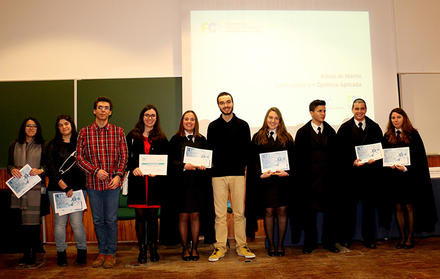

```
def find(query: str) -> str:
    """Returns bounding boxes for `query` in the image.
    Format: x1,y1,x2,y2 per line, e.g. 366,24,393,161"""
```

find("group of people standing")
7,93,437,268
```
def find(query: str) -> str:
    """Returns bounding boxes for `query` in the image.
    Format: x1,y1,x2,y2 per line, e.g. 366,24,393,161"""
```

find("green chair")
117,193,135,220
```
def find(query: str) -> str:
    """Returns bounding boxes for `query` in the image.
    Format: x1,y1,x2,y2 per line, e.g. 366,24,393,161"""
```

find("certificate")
139,154,168,175
383,147,411,167
53,190,87,216
6,164,42,198
259,150,290,173
355,142,383,163
183,146,213,168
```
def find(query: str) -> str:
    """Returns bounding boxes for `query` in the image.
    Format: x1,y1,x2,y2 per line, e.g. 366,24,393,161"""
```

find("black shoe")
138,245,147,264
364,242,376,249
395,239,405,249
302,247,315,254
20,248,32,266
404,239,414,249
57,250,67,267
18,256,27,266
324,245,340,253
75,249,87,265
149,242,160,262
182,247,191,261
190,249,200,261
276,249,285,256
268,250,276,257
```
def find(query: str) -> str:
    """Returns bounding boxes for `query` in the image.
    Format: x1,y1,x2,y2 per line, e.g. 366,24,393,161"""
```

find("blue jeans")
48,190,87,252
87,187,120,255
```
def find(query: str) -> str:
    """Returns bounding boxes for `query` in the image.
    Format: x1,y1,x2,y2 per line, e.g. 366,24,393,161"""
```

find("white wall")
2,0,439,78
394,0,440,154
394,0,440,73
0,0,181,80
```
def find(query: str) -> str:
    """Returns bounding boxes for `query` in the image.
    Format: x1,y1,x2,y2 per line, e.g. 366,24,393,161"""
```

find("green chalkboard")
77,77,182,139
0,80,74,168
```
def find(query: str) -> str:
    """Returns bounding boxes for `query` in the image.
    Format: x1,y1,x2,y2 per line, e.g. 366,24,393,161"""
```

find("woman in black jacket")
383,108,437,249
250,107,294,256
168,110,211,261
126,105,168,264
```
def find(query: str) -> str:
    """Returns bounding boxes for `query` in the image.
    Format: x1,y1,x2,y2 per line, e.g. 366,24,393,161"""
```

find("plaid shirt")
76,122,128,191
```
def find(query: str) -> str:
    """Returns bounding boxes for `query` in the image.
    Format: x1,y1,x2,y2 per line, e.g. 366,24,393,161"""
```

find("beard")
221,107,233,115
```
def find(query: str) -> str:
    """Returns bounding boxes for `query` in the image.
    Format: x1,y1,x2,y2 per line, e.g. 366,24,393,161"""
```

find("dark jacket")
382,130,437,232
168,134,212,192
294,121,338,209
45,139,86,192
337,116,383,199
126,131,168,206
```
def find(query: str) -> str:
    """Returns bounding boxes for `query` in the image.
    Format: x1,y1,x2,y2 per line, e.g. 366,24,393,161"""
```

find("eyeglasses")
26,125,37,129
144,114,156,119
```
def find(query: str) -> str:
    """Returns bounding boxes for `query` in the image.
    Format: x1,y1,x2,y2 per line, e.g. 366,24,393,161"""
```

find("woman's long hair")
18,117,44,144
254,107,293,147
175,110,201,138
53,114,78,145
131,104,166,141
384,108,416,144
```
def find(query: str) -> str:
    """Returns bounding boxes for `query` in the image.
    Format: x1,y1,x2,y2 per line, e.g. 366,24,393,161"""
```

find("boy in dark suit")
295,100,339,254
336,98,383,249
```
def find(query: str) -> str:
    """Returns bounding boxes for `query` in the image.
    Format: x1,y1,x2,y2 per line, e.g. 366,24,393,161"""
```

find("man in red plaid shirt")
76,96,128,269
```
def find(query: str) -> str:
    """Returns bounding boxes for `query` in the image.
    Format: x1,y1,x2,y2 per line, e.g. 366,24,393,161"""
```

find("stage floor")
1,237,440,278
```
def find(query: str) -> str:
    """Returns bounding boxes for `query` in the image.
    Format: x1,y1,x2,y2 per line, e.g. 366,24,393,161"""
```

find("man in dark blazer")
336,98,383,249
295,100,339,254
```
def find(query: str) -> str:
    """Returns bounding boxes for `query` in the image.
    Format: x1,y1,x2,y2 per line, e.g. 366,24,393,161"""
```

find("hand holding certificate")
383,147,411,167
183,146,212,168
53,190,87,216
6,164,42,198
259,150,290,173
355,142,383,163
139,154,168,175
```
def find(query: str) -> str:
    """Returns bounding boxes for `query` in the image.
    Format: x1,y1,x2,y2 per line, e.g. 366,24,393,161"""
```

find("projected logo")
201,22,217,32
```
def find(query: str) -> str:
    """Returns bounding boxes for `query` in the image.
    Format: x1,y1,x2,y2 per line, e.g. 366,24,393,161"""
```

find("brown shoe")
92,254,105,268
103,255,116,269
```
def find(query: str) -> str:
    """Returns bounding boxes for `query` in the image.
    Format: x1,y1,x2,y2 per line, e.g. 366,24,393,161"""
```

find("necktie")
317,126,322,135
269,131,275,142
187,135,193,142
358,122,363,130
396,130,401,141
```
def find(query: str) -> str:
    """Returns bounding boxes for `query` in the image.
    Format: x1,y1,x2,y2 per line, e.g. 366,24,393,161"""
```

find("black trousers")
337,199,376,244
303,207,337,248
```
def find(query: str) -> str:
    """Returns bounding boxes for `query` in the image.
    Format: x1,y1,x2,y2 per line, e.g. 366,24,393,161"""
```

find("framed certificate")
383,147,411,167
183,146,213,168
6,164,42,198
139,154,168,175
355,142,383,163
259,150,290,173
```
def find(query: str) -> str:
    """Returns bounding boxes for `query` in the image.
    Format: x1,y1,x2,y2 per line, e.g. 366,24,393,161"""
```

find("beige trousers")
212,176,247,252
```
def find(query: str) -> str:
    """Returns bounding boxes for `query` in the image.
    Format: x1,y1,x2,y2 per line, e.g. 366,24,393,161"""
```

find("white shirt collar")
354,119,366,130
184,130,194,141
268,129,277,140
311,122,324,134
